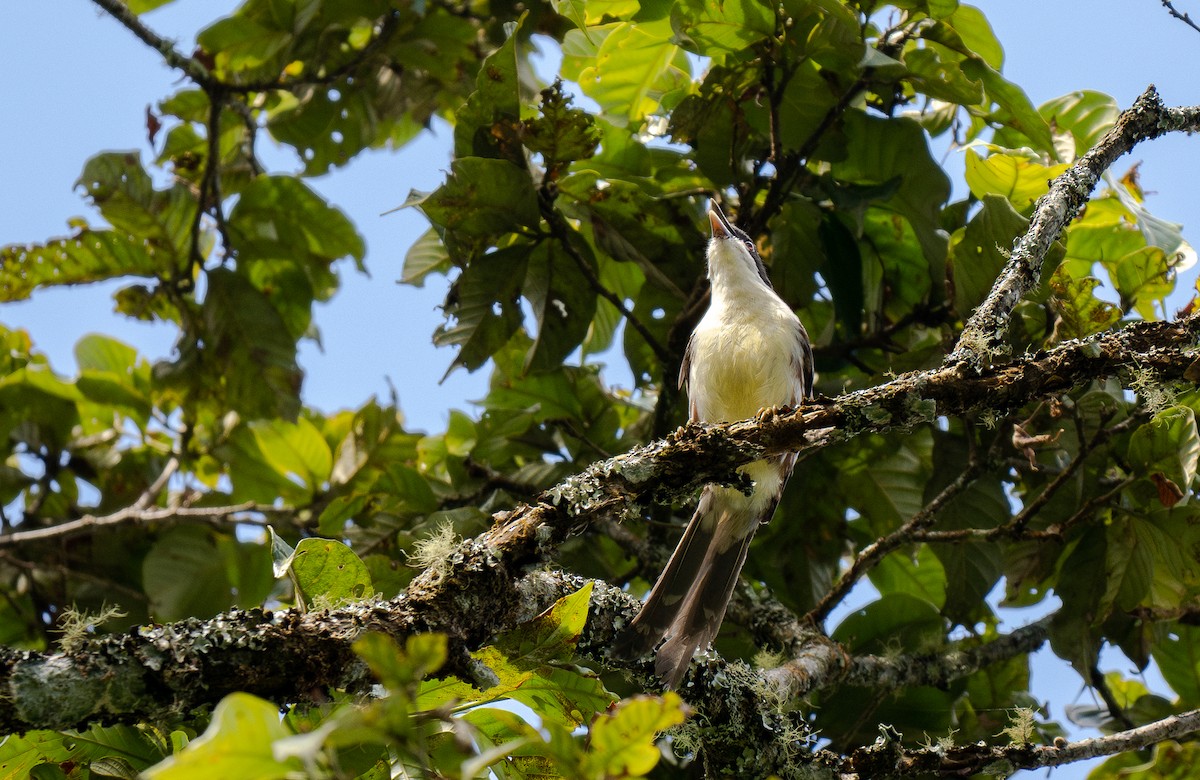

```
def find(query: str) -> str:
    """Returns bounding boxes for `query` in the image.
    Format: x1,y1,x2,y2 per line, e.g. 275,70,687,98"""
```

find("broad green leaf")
454,13,525,161
355,633,448,690
142,693,298,779
903,46,984,105
433,244,529,376
412,158,539,255
943,4,1003,69
1105,246,1173,319
291,538,374,607
1048,269,1121,339
1089,740,1200,779
1049,527,1107,676
832,593,945,653
143,526,234,621
869,546,947,609
400,228,452,288
1038,91,1118,158
0,230,162,303
126,0,177,11
1127,406,1200,504
228,176,365,272
198,268,304,421
581,693,687,777
0,725,162,777
963,149,1069,210
77,152,197,256
818,215,864,338
669,0,775,57
222,417,331,504
74,334,152,421
832,112,951,274
563,19,692,126
495,583,593,666
1152,624,1200,706
522,237,598,373
840,432,932,535
197,16,292,82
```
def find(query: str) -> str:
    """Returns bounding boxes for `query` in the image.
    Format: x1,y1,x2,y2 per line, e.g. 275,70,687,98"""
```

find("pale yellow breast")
688,305,800,424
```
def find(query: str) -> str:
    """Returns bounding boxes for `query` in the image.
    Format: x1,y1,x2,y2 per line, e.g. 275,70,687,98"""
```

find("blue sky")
3,3,1199,776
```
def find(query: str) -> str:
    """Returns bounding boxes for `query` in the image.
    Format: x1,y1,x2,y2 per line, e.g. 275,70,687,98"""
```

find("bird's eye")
743,240,755,253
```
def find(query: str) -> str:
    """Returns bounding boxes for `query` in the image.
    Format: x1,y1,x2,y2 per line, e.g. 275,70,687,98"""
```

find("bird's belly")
690,319,797,423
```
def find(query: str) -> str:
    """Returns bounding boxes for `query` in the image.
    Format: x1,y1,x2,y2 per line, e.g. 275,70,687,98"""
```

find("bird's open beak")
708,204,732,239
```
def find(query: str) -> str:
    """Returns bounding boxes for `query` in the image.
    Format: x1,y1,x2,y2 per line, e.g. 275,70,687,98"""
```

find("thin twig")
1161,0,1200,35
805,457,989,626
91,0,213,85
0,502,283,548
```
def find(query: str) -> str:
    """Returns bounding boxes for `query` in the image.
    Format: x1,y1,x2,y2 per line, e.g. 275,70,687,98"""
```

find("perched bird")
620,202,813,688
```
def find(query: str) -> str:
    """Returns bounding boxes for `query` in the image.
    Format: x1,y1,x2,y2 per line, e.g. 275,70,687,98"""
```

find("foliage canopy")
1,0,1199,777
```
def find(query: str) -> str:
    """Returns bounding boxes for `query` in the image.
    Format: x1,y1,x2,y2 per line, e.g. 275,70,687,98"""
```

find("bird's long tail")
617,487,759,688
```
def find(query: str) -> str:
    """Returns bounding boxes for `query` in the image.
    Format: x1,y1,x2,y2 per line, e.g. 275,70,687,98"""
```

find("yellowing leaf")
964,149,1069,209
581,693,688,777
142,693,297,779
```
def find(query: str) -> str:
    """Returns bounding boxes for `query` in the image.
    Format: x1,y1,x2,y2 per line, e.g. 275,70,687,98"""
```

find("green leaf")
291,538,374,607
869,546,947,609
197,16,292,82
434,245,530,376
581,693,687,777
832,593,945,653
0,725,162,777
951,194,1063,315
125,0,177,12
840,432,932,535
818,215,864,338
355,633,448,690
142,693,298,779
495,583,593,665
522,237,598,373
411,158,540,262
964,149,1069,210
77,152,197,256
454,13,525,161
669,0,775,57
198,267,304,421
143,526,234,621
229,176,365,271
832,112,951,275
74,334,152,421
1127,406,1200,503
1036,91,1118,159
562,19,692,126
400,228,452,288
1152,624,1200,706
0,230,162,303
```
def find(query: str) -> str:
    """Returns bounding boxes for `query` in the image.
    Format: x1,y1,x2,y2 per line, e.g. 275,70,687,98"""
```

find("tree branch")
949,85,1200,368
1160,0,1200,35
838,707,1200,776
0,501,283,548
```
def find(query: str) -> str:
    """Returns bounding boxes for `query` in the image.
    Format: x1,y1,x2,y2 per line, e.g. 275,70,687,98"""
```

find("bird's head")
707,202,774,291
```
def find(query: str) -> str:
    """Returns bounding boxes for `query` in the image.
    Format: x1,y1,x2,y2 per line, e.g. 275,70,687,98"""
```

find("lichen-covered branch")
837,707,1200,777
948,86,1200,368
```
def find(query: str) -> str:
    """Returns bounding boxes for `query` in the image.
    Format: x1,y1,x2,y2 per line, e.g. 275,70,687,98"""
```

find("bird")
618,202,813,688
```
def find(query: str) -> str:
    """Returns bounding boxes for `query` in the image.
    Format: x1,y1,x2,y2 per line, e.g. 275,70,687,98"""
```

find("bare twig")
0,501,282,548
806,457,989,626
1161,0,1200,35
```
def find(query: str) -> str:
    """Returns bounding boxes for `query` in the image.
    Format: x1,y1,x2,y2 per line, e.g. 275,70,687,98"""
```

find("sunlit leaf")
291,538,375,607
142,693,297,779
